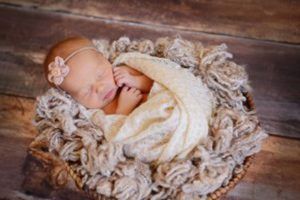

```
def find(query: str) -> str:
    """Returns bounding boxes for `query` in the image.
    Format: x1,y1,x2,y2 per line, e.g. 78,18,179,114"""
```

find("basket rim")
206,91,256,200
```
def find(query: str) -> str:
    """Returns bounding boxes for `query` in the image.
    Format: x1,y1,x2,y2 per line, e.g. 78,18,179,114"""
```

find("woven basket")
28,90,256,200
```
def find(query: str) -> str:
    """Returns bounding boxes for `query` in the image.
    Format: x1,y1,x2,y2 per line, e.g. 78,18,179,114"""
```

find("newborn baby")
43,37,213,164
44,37,154,115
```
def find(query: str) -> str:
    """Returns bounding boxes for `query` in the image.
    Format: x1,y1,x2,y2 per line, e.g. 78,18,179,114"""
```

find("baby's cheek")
88,99,104,109
75,95,99,109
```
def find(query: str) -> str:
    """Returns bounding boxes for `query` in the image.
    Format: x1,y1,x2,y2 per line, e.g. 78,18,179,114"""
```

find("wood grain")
0,0,299,44
0,95,88,199
0,5,299,138
225,135,300,200
0,94,299,200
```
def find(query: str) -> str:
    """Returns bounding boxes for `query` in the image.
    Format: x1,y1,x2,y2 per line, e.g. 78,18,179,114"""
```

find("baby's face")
60,49,118,109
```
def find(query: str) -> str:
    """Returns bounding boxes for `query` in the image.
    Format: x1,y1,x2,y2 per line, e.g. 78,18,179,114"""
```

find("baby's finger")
115,78,123,87
137,94,143,99
115,71,129,77
129,87,137,92
114,74,125,81
132,87,138,94
114,67,126,73
117,76,128,82
122,86,129,91
133,89,141,94
117,80,124,87
113,67,121,71
113,70,123,76
117,77,129,87
113,70,122,76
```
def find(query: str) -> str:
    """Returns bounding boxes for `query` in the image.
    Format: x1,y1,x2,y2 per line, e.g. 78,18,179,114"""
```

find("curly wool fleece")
31,36,268,200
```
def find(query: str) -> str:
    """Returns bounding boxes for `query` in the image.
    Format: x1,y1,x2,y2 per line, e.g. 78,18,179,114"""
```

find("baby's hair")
43,36,93,87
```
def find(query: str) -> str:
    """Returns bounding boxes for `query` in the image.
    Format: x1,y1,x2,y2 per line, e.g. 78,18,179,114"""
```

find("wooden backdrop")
0,1,299,199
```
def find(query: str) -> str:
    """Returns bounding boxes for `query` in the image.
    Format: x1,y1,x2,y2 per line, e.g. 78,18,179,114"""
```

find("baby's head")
44,36,118,109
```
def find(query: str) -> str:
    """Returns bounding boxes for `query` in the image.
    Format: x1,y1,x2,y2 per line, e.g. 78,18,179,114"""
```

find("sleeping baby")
44,36,154,115
43,36,213,163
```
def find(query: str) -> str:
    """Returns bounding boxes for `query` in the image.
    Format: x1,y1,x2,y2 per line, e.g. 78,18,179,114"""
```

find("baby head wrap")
47,46,98,86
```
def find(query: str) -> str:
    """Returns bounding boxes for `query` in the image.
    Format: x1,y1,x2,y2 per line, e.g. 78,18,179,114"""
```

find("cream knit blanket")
89,52,213,164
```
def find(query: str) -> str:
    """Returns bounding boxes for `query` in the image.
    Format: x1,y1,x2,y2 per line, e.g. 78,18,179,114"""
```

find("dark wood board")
0,0,299,43
0,95,88,199
0,5,299,138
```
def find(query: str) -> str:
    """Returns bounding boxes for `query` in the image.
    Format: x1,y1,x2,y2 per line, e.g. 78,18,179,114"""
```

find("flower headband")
47,46,98,86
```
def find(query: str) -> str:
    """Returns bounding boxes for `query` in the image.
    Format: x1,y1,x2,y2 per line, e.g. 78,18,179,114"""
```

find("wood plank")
0,5,299,138
0,94,299,200
0,95,89,199
0,0,299,44
225,135,300,200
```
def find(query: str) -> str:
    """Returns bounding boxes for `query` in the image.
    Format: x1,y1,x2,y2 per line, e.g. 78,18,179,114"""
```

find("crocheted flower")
48,56,70,85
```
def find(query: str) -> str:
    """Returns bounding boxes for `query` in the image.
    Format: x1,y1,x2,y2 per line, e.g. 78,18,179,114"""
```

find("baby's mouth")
103,88,115,100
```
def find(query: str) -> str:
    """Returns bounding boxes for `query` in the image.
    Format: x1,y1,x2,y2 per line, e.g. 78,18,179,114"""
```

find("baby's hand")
113,67,137,88
116,86,143,115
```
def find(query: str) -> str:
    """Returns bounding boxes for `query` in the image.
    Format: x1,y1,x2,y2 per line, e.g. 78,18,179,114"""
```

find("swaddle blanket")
89,52,213,164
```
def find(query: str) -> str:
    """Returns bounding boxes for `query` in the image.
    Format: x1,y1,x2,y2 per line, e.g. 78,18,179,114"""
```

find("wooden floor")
0,1,299,199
